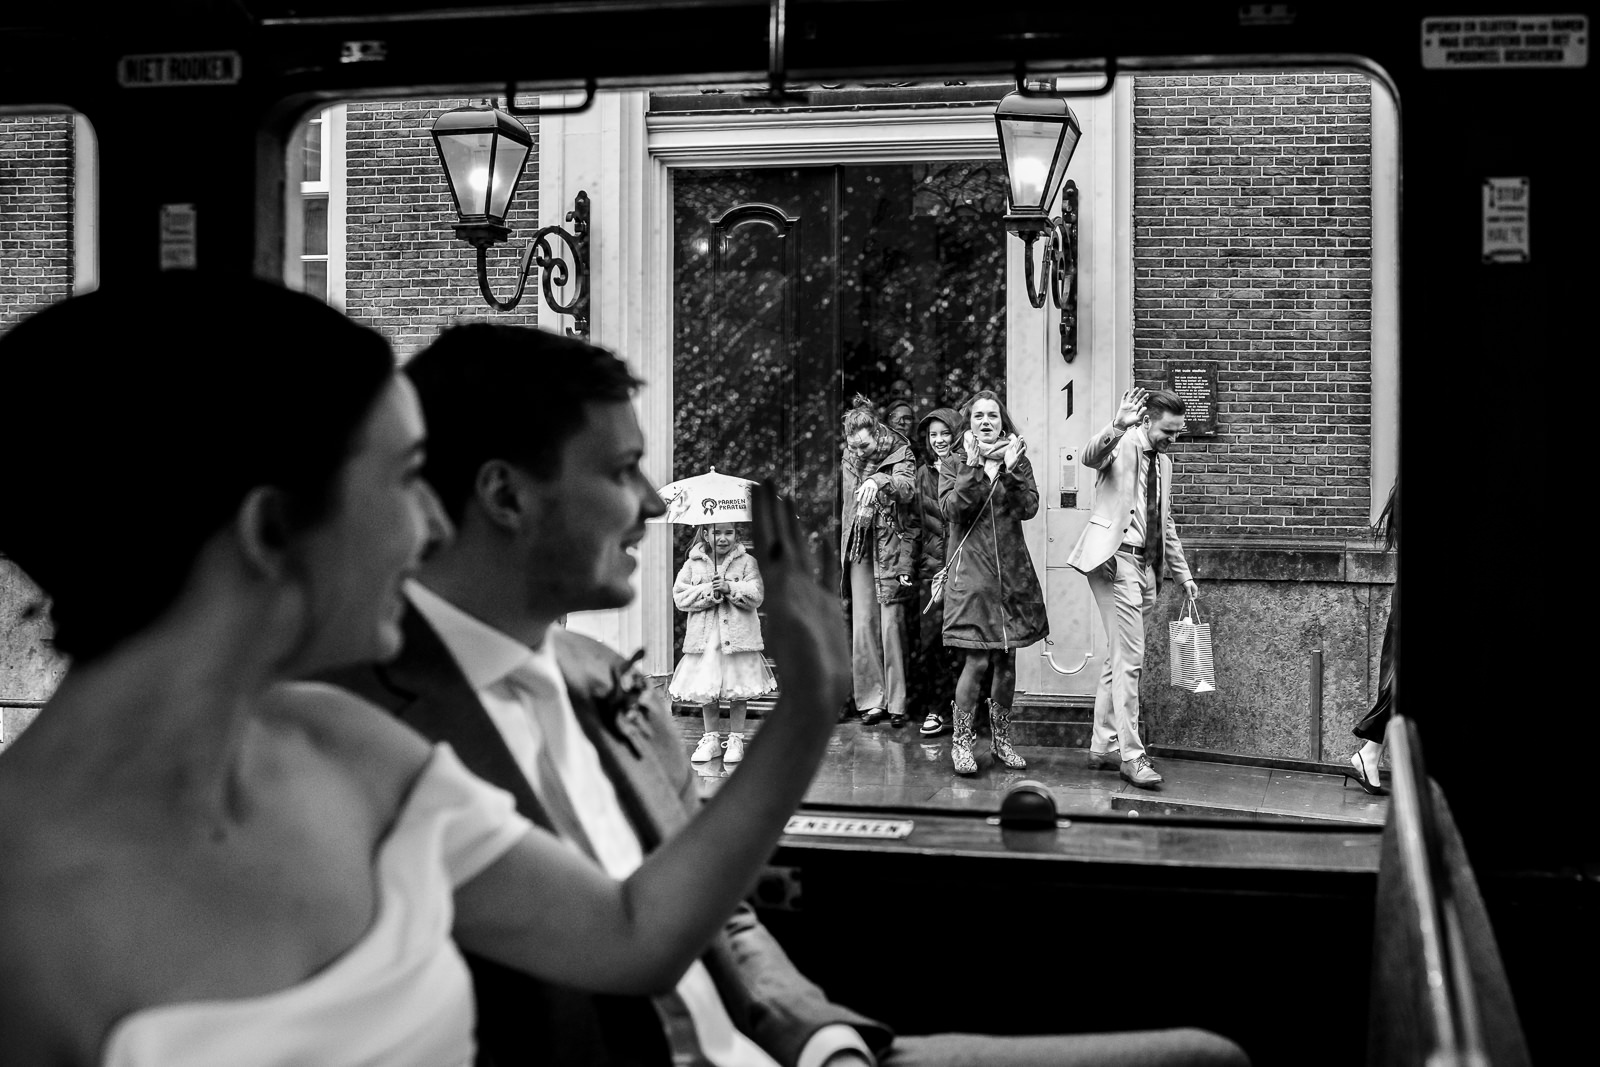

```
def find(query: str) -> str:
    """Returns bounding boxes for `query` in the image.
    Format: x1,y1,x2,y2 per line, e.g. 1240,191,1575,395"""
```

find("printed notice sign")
1165,362,1219,438
119,51,243,87
784,815,914,839
1422,15,1588,69
159,204,197,270
1483,178,1530,263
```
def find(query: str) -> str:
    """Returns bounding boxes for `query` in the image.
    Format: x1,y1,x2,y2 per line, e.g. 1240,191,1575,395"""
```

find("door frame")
653,97,1136,704
645,103,1026,676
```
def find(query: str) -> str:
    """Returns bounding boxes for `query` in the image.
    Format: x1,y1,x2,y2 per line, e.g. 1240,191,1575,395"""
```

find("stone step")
1010,719,1094,747
1006,698,1094,747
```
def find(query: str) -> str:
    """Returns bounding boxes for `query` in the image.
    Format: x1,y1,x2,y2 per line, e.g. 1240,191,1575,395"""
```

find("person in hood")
911,404,964,738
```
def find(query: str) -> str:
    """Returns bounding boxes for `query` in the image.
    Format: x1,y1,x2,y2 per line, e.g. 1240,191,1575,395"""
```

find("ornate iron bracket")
460,191,591,337
1016,180,1078,361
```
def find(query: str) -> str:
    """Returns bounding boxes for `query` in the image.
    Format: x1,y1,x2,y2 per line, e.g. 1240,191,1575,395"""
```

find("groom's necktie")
1143,449,1165,583
504,663,598,861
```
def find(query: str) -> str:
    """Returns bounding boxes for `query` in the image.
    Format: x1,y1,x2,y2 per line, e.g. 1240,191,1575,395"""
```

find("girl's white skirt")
668,644,777,705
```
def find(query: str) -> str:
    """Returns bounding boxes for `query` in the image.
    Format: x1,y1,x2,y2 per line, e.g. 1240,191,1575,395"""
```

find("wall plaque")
1165,362,1219,438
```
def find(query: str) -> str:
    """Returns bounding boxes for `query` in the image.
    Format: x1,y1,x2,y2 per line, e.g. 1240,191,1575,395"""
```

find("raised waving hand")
1115,387,1150,429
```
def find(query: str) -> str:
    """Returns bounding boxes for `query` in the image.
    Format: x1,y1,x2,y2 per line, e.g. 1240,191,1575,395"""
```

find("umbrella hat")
649,466,758,525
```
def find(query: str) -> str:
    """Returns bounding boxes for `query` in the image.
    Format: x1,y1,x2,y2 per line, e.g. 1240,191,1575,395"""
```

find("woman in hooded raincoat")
938,390,1048,774
839,395,919,727
910,404,963,737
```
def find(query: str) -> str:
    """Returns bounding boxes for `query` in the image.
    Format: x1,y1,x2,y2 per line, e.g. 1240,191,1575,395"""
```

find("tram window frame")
267,64,1399,827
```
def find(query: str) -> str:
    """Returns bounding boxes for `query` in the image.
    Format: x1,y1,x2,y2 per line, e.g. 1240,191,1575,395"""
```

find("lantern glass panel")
488,139,530,220
998,118,1065,213
1042,123,1081,215
438,131,496,218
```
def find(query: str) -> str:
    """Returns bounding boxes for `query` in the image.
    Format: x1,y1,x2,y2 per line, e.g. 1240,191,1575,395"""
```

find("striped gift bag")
1169,595,1215,694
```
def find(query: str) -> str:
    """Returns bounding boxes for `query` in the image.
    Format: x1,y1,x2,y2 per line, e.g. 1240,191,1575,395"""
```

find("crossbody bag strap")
944,476,1001,570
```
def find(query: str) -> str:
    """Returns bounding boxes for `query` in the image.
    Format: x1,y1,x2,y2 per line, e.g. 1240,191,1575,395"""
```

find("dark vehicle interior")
0,3,1590,1064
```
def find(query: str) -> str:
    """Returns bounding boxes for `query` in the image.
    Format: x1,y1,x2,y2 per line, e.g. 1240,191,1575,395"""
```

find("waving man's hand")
1116,388,1149,430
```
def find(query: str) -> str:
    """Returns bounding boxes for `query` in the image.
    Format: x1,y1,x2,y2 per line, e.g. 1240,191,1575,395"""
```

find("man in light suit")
328,326,1245,1067
1066,387,1200,789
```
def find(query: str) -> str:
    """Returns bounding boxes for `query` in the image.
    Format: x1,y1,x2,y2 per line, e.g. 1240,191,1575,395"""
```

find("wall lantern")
994,83,1081,360
431,100,590,336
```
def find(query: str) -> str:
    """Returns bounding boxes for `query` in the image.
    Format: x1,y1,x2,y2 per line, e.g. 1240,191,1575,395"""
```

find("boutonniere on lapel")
596,647,652,757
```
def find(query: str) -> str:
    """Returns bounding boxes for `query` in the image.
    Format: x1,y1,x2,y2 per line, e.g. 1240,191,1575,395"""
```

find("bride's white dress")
101,744,531,1067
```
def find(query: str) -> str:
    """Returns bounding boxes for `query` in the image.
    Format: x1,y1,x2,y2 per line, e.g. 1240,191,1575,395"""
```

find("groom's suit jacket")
323,604,891,1067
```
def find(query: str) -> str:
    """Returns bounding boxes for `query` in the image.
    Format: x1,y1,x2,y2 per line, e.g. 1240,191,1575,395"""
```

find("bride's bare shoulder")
257,681,434,804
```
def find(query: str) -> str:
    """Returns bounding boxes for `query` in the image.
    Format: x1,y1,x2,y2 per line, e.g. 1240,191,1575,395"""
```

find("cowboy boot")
950,700,978,776
987,698,1027,769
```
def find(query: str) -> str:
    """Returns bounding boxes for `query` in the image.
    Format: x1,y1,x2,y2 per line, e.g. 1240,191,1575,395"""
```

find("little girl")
670,522,777,765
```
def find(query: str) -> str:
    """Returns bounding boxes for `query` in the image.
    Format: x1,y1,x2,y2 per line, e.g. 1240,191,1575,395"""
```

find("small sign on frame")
1483,177,1530,264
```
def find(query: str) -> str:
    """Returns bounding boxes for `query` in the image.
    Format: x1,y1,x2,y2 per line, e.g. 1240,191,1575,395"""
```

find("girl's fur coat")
672,538,766,652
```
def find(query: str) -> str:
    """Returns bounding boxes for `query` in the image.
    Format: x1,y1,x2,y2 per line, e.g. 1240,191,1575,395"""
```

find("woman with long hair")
839,394,919,727
0,273,848,1066
937,390,1049,774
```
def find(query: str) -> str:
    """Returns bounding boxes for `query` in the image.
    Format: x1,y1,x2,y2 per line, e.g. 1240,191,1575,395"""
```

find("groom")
325,323,1245,1067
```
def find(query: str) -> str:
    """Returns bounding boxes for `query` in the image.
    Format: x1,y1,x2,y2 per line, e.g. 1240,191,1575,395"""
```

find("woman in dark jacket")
912,405,962,737
840,395,919,726
938,390,1049,774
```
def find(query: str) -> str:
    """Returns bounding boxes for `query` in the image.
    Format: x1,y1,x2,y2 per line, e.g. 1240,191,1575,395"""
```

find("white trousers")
1085,549,1156,762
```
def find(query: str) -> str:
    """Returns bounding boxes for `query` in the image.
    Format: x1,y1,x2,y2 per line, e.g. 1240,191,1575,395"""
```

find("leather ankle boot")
987,699,1027,769
950,700,978,775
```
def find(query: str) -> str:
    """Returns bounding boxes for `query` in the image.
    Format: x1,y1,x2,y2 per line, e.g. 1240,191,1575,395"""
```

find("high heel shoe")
1345,751,1389,796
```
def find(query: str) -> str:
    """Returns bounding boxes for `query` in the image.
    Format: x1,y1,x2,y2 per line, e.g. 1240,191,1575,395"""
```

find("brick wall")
0,116,75,330
343,100,540,360
1133,73,1373,540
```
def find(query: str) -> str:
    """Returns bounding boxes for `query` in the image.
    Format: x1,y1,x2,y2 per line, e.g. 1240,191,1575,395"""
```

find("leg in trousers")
880,598,907,717
849,560,886,711
1085,562,1119,756
1086,553,1156,763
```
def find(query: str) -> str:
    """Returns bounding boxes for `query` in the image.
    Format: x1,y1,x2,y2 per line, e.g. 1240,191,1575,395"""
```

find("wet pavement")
680,718,1388,826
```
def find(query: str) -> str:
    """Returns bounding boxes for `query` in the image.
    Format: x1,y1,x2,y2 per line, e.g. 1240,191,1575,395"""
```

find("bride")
0,272,848,1067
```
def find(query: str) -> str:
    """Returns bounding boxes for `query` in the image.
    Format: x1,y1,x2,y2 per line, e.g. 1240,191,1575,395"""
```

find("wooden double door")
671,161,1009,583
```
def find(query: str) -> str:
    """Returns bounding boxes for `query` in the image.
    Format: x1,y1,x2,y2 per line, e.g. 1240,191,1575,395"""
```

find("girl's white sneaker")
722,733,746,764
691,731,721,762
